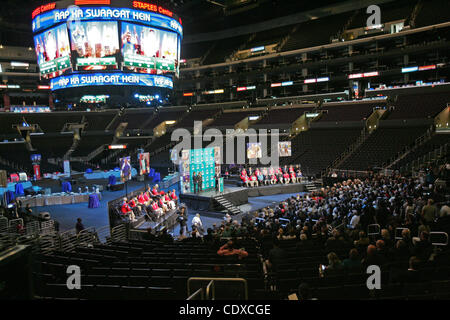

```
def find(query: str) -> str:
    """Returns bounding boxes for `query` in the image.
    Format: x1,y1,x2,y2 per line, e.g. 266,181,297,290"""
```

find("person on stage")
158,195,169,213
256,169,264,186
150,199,163,219
240,169,249,186
129,197,142,216
290,170,298,184
277,168,284,184
250,173,258,187
170,189,178,205
121,197,136,222
270,172,278,185
296,167,303,181
263,168,270,185
283,171,290,184
192,171,198,194
164,192,176,210
215,173,220,193
198,172,203,193
151,185,160,197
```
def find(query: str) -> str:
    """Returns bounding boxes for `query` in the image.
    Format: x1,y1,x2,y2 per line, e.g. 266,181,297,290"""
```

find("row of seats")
33,238,265,299
393,133,449,170
338,125,430,170
286,127,362,175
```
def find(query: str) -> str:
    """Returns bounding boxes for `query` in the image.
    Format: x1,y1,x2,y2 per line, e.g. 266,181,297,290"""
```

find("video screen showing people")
69,21,120,71
138,152,150,175
278,141,292,157
120,156,132,182
121,22,179,75
247,143,262,159
34,24,72,78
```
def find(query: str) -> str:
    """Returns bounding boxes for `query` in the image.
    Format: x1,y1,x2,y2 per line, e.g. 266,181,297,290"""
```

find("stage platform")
133,210,179,232
179,182,307,213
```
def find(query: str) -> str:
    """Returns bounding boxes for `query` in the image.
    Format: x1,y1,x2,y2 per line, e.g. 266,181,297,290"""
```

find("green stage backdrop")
179,147,221,194
189,148,215,193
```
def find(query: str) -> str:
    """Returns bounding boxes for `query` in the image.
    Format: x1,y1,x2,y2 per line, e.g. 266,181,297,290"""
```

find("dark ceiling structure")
0,0,347,47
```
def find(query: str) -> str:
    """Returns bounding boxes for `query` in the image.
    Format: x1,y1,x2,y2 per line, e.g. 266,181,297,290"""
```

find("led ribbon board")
32,6,183,38
50,72,173,90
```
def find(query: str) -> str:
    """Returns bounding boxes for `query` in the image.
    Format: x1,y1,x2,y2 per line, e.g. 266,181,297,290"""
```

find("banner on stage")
33,165,41,180
247,142,262,159
219,177,224,193
119,156,132,182
138,152,150,175
178,147,221,194
63,160,71,176
278,141,292,157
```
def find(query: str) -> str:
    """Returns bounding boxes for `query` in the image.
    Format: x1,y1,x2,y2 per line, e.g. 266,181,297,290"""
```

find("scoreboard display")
32,0,182,91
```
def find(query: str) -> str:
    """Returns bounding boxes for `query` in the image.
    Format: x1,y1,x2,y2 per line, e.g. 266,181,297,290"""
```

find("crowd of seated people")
119,184,178,222
165,167,449,297
240,165,303,187
248,171,449,290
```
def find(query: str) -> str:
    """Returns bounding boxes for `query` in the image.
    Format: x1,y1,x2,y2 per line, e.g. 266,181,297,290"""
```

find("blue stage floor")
32,179,308,235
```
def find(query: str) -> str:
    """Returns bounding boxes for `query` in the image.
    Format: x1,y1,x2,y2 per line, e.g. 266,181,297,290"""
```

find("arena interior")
0,0,449,303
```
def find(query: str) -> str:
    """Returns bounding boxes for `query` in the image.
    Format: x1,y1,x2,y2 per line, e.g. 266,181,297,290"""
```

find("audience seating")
33,238,264,300
338,124,430,170
319,102,383,122
286,127,362,175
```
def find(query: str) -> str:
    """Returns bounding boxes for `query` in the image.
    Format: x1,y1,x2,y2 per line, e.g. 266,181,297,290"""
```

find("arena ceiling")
0,0,346,41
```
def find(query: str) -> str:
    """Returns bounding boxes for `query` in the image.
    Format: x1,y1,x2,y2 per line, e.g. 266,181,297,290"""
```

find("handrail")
186,288,204,300
400,142,449,173
187,277,248,300
384,124,435,169
323,125,369,177
206,280,215,300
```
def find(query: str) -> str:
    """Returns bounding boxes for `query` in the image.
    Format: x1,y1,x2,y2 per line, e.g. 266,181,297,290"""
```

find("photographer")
177,206,189,235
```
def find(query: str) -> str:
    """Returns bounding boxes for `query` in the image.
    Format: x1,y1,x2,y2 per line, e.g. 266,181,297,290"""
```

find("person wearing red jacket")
290,171,297,184
143,192,150,203
129,197,142,216
150,199,163,219
158,196,169,213
242,174,250,187
270,173,277,185
283,172,290,184
121,198,136,222
164,193,176,210
250,174,258,187
217,240,248,259
170,189,178,201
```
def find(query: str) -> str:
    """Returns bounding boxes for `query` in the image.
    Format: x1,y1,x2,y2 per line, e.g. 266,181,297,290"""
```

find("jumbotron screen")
34,24,72,77
32,0,182,89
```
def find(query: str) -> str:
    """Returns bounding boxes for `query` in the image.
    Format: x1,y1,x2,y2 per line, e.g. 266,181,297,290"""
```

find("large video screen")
247,143,262,159
33,24,72,78
121,22,179,75
69,21,120,70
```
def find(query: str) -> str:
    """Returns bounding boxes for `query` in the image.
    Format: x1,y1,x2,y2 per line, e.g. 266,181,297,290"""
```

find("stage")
179,182,307,214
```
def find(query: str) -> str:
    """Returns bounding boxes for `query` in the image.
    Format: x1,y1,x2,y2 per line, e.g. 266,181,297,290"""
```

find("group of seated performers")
120,184,178,222
240,165,303,188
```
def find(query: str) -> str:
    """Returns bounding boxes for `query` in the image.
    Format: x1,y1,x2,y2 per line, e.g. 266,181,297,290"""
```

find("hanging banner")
33,165,42,180
63,160,71,176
